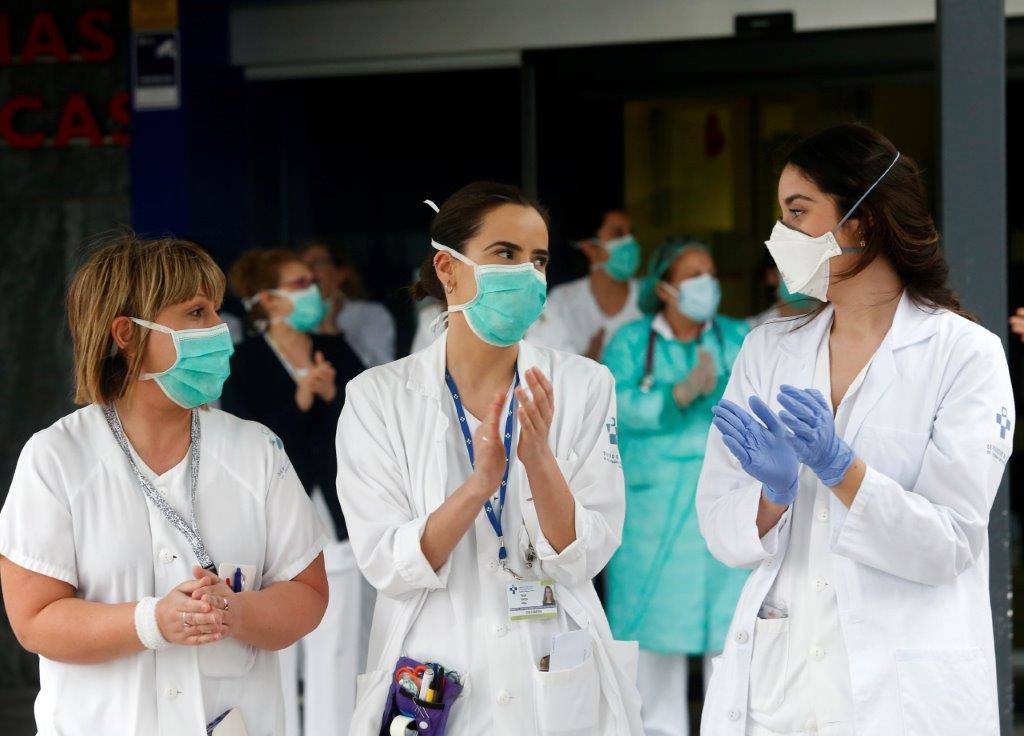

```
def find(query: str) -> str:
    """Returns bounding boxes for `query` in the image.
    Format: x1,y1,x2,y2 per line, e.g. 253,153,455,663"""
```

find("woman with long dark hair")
697,123,1012,736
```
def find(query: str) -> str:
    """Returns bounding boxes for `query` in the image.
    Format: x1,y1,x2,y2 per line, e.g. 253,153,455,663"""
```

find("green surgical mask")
432,241,547,347
601,234,640,281
131,319,234,408
273,284,327,332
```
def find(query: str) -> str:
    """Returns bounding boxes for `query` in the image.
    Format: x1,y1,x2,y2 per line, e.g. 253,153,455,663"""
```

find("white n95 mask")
766,151,901,302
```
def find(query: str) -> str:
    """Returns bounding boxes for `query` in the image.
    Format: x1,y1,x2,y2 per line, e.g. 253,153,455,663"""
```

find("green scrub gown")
603,313,750,654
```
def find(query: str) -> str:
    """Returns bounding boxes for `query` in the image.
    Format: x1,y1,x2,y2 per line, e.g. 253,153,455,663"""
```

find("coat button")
496,690,512,705
165,686,179,699
817,509,829,522
488,560,499,571
805,718,818,732
159,549,176,564
809,645,825,661
727,708,741,721
764,558,775,569
734,630,749,645
493,622,508,637
813,577,828,592
156,485,169,496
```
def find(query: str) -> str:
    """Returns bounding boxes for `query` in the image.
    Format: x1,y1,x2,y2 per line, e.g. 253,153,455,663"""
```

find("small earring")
446,282,454,293
859,239,866,247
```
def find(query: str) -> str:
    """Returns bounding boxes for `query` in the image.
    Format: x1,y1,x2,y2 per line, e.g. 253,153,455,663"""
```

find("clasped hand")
154,566,242,646
711,385,854,505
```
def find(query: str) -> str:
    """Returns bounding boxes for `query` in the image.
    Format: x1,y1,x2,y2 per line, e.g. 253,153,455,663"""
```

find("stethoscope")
638,319,723,393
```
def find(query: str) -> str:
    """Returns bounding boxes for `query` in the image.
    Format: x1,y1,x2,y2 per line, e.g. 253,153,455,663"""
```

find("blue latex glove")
776,385,854,487
711,396,800,505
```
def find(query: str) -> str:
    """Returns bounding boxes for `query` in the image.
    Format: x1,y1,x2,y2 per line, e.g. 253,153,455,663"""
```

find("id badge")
507,579,558,622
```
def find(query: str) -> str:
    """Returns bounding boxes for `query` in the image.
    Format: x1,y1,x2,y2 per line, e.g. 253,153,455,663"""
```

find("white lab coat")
529,276,642,356
411,301,445,354
0,405,329,736
335,333,643,735
335,298,397,367
696,292,1013,736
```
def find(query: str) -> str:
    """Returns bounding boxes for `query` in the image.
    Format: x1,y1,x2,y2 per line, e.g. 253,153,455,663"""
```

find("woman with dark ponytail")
697,124,1011,736
336,181,642,734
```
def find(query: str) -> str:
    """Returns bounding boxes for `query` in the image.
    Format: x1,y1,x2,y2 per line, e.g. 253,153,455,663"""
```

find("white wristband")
135,597,171,651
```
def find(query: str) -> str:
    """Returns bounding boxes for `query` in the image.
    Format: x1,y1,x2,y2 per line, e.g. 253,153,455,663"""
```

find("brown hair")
67,234,226,405
228,248,302,323
784,123,973,321
410,181,550,301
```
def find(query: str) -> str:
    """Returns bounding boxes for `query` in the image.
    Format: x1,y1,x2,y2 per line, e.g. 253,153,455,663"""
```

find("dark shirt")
221,332,365,540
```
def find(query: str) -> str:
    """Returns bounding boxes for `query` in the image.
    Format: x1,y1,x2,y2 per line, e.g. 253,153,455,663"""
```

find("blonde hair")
67,234,226,405
228,248,301,324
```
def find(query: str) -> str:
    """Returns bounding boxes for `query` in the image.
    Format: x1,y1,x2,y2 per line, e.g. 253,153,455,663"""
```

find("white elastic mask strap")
431,241,480,313
131,317,174,335
835,151,901,231
432,240,477,269
130,318,174,381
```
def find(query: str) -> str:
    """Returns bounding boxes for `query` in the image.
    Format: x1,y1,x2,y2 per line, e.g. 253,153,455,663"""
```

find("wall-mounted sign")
0,9,129,149
0,10,115,65
132,29,178,110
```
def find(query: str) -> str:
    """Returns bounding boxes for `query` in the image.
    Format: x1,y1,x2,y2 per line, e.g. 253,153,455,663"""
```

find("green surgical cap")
637,239,711,314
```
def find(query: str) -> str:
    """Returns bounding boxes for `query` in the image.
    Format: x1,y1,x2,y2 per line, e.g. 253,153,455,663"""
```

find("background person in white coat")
336,181,643,735
529,208,643,360
0,235,330,736
300,238,397,367
696,123,1013,736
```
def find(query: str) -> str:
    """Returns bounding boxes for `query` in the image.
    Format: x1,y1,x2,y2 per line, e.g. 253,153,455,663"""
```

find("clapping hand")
711,396,800,505
776,385,853,487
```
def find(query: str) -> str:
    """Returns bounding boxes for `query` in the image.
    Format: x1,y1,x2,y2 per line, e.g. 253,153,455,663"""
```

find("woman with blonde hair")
0,235,329,735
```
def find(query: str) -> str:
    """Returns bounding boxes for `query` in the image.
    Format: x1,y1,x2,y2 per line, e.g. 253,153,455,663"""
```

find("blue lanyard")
444,369,519,562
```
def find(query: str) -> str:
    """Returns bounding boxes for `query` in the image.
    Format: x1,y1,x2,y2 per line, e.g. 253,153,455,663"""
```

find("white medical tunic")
0,404,329,736
746,323,871,736
529,276,641,357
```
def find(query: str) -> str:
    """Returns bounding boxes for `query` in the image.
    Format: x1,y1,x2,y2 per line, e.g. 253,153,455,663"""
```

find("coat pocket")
895,648,996,736
532,653,601,735
348,668,391,736
197,639,256,678
748,617,789,713
199,562,259,678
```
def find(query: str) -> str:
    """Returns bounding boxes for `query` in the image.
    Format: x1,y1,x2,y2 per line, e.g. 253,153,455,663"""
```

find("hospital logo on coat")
602,417,621,466
997,407,1012,439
